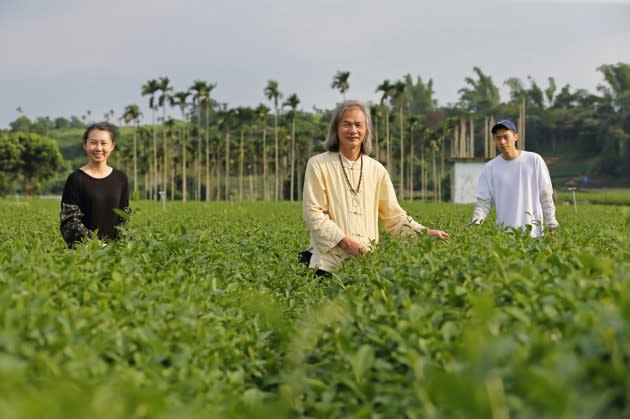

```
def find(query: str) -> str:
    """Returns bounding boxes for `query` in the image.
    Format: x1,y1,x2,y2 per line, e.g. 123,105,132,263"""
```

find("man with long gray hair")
300,100,449,276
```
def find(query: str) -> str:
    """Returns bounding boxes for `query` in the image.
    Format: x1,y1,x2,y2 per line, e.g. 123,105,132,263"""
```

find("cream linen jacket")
303,151,426,272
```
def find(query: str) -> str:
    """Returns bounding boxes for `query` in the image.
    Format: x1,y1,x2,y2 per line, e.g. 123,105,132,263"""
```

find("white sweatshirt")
472,151,558,237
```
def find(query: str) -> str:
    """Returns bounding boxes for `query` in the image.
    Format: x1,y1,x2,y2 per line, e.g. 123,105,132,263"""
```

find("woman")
60,122,131,247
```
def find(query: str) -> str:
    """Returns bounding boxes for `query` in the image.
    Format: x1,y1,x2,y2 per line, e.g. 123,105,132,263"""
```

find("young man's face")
83,129,115,165
493,128,518,155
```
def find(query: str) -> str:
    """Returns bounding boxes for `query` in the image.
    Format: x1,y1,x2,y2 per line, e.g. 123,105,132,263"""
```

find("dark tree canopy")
0,132,65,195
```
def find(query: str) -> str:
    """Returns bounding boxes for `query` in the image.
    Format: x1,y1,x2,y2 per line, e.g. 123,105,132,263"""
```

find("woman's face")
83,129,115,165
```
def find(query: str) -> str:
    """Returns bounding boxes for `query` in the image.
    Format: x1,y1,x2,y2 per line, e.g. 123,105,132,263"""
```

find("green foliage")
0,200,629,418
6,63,630,197
331,71,350,99
9,115,83,136
597,62,630,113
0,132,65,195
9,116,34,133
402,73,436,115
556,188,630,206
458,67,501,115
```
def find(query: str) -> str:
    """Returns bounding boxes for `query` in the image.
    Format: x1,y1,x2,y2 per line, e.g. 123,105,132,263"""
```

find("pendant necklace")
339,153,363,207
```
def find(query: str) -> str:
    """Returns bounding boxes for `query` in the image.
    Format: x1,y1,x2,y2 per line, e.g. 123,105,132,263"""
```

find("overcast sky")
1,0,629,128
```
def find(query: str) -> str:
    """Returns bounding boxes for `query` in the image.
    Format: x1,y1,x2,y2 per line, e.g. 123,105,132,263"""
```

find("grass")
556,188,630,206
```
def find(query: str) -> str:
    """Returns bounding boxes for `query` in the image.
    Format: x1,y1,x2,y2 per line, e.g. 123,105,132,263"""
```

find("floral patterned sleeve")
120,174,132,221
60,172,92,247
60,203,92,247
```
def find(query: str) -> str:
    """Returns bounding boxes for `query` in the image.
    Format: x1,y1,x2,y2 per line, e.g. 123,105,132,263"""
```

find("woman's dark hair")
82,122,117,144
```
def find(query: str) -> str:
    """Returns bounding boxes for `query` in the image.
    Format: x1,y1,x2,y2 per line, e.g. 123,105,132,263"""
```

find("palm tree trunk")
432,148,437,201
197,116,202,201
469,118,474,158
420,142,425,201
205,104,211,201
295,160,303,201
182,126,187,202
290,117,296,201
374,113,379,162
214,154,221,200
439,136,445,202
195,150,200,200
250,159,256,199
144,172,148,200
152,112,158,200
462,118,467,157
171,159,175,201
385,110,391,172
239,130,244,201
262,125,268,200
398,104,404,199
133,125,138,197
483,116,489,158
409,130,414,201
225,131,230,200
274,112,279,201
163,108,168,198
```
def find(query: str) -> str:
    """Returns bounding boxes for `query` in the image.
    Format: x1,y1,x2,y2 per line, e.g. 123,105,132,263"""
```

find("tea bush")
0,199,628,418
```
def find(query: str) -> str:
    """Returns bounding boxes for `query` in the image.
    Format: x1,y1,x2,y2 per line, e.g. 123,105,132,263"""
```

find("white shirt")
473,151,558,237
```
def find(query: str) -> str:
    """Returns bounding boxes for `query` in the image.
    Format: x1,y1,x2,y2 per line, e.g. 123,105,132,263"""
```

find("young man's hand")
468,218,484,227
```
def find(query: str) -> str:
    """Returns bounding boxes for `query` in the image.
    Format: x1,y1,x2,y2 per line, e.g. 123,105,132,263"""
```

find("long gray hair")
323,100,373,155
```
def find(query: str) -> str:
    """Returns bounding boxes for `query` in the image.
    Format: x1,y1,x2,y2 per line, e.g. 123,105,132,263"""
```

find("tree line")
2,63,629,199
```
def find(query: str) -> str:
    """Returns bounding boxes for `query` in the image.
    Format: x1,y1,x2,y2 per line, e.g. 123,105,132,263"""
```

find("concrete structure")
451,159,487,204
450,104,528,204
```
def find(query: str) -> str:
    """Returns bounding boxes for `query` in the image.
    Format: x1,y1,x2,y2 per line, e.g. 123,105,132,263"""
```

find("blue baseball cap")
491,119,518,134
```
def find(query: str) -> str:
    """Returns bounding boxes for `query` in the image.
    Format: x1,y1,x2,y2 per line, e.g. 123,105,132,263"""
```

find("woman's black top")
60,168,131,246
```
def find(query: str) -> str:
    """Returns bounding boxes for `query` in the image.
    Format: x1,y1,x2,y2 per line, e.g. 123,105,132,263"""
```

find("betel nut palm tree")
121,104,142,196
264,80,283,200
157,77,172,198
190,80,217,201
170,90,191,201
255,103,271,200
283,93,300,201
331,71,351,101
390,79,407,198
376,79,393,171
141,79,160,198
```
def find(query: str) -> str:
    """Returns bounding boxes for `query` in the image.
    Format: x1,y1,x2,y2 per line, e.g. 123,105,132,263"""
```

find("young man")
60,122,131,247
301,100,449,275
471,119,558,237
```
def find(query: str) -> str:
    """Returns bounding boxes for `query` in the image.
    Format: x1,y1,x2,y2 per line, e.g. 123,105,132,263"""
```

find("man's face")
83,129,115,164
337,107,366,151
493,128,518,155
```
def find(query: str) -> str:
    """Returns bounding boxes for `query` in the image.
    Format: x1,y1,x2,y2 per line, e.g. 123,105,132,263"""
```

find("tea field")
0,199,629,418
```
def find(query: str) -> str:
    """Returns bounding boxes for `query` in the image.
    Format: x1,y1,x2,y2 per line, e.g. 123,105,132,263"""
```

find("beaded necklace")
339,153,363,207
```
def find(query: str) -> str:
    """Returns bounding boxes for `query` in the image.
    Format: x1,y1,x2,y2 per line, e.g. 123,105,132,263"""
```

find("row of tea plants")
0,199,628,418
